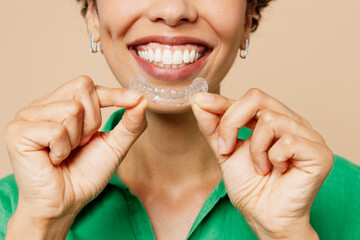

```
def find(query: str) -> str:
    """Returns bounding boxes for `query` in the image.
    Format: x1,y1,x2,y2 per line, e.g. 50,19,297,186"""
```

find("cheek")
96,1,148,85
97,1,146,42
200,1,247,89
203,0,246,45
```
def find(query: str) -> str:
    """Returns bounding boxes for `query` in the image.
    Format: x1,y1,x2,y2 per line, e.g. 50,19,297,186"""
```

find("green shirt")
1,108,360,239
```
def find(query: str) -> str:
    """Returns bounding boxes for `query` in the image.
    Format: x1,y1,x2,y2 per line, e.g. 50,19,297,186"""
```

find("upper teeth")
136,42,204,68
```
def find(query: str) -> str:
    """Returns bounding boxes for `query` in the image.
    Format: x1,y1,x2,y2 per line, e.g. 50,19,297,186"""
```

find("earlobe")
239,39,249,59
85,0,100,42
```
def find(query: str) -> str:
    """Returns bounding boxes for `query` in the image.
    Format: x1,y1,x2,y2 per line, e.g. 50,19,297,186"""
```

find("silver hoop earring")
90,33,100,53
240,39,249,59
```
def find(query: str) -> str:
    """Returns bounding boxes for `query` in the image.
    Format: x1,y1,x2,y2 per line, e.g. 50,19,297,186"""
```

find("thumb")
101,98,148,160
220,137,258,178
192,102,220,139
191,102,221,154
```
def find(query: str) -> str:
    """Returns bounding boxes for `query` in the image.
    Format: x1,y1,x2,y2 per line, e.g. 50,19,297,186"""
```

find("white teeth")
173,50,183,65
162,49,173,65
154,48,162,63
183,50,190,63
141,51,145,60
136,44,206,67
148,49,154,62
190,50,195,63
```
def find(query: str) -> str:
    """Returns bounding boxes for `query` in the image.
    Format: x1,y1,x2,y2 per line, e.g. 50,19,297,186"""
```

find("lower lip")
130,50,210,81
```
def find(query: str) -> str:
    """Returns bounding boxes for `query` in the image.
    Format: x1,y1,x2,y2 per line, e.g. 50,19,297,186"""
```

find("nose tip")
147,0,198,27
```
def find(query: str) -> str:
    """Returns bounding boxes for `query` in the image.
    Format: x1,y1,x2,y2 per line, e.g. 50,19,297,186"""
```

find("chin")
146,102,193,114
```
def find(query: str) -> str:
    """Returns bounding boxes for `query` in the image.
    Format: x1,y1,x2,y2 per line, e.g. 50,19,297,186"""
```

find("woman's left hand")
192,88,333,240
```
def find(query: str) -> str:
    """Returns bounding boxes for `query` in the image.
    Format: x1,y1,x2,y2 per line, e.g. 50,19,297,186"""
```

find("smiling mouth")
128,36,212,81
130,42,209,69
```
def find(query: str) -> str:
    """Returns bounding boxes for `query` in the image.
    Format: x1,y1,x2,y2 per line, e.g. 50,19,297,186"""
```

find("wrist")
6,209,77,240
244,215,318,240
255,222,318,240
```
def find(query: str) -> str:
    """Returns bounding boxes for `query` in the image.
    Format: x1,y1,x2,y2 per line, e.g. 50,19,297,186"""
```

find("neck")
118,107,221,189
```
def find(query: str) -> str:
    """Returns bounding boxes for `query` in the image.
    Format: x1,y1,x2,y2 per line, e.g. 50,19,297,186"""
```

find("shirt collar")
108,172,129,190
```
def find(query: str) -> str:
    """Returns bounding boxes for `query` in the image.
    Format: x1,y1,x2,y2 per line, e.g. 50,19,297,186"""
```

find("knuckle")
315,132,326,144
75,75,94,91
101,132,126,159
281,134,296,147
14,107,28,120
121,118,140,136
66,101,84,116
5,120,20,139
245,88,265,100
260,110,276,124
51,124,68,140
301,118,312,128
29,97,43,107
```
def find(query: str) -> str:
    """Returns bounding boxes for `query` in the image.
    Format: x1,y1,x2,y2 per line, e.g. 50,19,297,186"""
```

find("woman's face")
87,0,252,112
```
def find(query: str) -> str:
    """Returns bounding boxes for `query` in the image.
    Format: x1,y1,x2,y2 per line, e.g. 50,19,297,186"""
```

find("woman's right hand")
4,76,147,225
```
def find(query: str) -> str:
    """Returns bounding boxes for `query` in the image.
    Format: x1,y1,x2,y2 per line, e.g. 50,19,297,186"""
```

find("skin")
5,0,333,239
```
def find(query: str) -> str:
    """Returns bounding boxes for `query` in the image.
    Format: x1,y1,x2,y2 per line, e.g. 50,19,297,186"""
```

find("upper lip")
128,35,213,50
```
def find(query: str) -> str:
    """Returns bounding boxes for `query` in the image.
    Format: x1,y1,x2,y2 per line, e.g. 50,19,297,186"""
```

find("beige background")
1,0,359,178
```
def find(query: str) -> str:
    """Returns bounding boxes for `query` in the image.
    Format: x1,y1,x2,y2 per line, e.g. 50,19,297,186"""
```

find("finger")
75,79,102,146
191,102,220,152
218,88,313,155
193,92,234,115
79,84,143,145
31,76,142,109
95,86,143,108
29,76,143,147
192,93,233,153
30,76,101,146
250,110,325,174
100,98,148,159
6,120,72,166
15,100,84,150
29,76,94,106
194,92,259,131
268,133,333,177
192,93,258,156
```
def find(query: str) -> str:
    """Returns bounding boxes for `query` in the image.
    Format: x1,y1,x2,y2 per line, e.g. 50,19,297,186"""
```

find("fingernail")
195,93,215,105
254,163,266,175
217,137,227,155
124,90,142,101
79,136,90,146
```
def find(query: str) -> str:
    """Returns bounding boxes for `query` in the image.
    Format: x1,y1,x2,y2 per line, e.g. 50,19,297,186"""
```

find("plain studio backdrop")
0,0,359,178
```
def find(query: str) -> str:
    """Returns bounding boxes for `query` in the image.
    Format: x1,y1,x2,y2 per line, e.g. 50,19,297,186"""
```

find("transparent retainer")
130,74,208,106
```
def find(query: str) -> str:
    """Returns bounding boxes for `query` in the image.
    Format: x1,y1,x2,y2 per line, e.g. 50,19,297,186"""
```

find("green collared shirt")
1,108,360,239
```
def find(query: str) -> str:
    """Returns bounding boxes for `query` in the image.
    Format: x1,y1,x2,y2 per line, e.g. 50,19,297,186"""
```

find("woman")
1,0,359,239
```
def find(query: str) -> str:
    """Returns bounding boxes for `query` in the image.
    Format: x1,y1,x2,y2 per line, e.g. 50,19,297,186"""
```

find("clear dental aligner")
130,74,208,106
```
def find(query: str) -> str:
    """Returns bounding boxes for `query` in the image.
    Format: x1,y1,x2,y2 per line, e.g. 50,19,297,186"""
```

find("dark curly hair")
76,0,273,32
